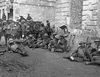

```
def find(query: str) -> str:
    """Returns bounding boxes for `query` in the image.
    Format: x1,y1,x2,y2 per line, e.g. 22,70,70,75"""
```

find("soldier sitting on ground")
85,41,100,66
42,33,51,49
45,20,53,38
23,34,33,46
92,40,100,56
57,35,68,53
68,42,87,62
35,38,43,48
48,33,58,52
26,35,36,48
84,42,94,62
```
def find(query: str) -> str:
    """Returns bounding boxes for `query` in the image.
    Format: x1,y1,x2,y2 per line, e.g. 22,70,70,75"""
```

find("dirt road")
0,47,100,77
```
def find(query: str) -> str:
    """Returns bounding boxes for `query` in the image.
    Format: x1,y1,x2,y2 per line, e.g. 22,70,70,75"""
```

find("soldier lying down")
64,42,97,62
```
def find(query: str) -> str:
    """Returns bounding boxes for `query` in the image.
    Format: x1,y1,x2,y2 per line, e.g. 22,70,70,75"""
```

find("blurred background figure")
27,14,32,21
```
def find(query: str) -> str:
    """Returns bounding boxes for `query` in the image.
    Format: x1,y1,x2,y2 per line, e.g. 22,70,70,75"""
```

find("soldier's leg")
86,61,100,66
85,51,93,61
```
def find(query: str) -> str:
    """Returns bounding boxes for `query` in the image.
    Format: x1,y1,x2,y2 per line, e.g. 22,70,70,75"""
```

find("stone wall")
82,0,99,37
13,0,56,26
55,0,70,33
70,0,83,29
82,0,98,26
97,0,100,27
0,0,5,3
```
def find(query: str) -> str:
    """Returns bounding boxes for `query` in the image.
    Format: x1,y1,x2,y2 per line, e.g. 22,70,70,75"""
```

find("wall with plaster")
55,0,70,33
13,0,56,26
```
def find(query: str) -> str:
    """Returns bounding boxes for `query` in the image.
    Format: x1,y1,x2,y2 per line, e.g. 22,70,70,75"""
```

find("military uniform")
27,14,32,21
85,43,94,61
71,43,87,61
57,35,68,52
42,34,50,49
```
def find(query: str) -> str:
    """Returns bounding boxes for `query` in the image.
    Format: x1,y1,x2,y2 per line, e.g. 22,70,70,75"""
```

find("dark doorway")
8,8,13,20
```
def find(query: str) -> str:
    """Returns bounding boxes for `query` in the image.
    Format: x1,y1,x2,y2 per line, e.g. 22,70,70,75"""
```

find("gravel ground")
0,47,99,77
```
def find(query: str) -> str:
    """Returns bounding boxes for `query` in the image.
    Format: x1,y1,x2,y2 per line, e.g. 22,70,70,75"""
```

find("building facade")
55,0,70,33
55,0,70,27
82,0,98,26
0,0,100,36
0,0,56,25
82,0,99,37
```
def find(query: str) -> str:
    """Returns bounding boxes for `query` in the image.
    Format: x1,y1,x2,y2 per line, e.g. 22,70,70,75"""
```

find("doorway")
8,8,13,20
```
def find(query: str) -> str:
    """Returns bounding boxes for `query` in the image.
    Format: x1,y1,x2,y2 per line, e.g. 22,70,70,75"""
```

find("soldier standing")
27,14,32,21
45,20,53,38
2,13,6,20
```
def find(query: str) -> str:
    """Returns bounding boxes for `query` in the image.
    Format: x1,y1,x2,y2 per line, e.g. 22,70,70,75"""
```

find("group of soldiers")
65,38,100,66
0,14,70,56
0,14,100,65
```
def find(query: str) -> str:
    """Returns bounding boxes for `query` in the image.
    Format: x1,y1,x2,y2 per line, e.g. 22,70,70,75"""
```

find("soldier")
46,20,50,27
2,13,6,20
19,16,26,22
42,33,50,49
52,25,55,33
70,42,87,62
57,35,68,53
48,33,58,52
27,14,32,21
27,35,36,48
0,30,6,46
21,20,27,39
85,42,94,61
45,20,53,38
85,42,100,65
17,25,22,39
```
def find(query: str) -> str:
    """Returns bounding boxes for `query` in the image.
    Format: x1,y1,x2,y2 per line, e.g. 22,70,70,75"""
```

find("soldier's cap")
29,34,33,37
94,40,100,43
44,33,48,37
86,42,91,45
60,35,64,38
79,42,86,45
21,20,26,23
60,34,66,38
63,34,69,37
8,38,14,43
55,34,60,39
52,33,57,35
